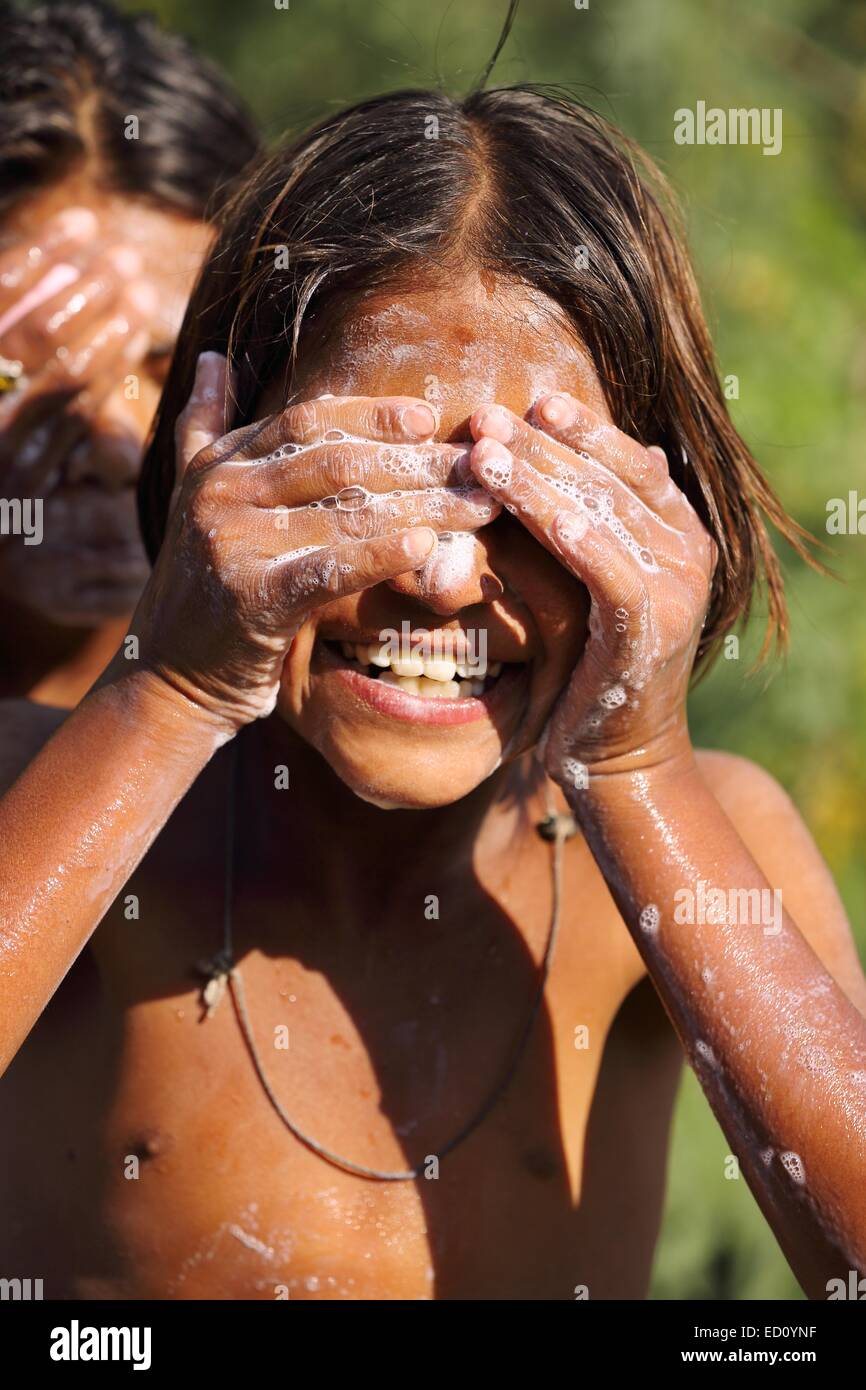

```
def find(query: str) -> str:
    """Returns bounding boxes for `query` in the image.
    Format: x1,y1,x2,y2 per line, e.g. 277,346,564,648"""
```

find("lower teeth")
377,672,478,700
328,644,496,699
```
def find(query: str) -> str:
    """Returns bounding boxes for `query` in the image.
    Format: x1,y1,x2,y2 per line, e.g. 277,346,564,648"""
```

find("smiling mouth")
311,636,528,727
320,639,503,700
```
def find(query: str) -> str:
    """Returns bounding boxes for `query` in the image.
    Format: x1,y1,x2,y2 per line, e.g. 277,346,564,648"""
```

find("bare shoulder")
0,698,67,794
696,748,866,1012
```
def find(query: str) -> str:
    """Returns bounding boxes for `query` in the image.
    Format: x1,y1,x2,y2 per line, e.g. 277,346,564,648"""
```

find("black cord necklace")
198,738,577,1182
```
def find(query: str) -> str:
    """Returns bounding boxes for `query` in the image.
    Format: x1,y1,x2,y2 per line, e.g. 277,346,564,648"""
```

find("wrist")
552,729,700,817
94,659,237,754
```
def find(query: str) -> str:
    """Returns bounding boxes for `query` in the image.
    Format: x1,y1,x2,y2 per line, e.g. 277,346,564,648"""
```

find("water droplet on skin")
779,1151,806,1185
639,904,660,935
320,496,338,510
563,757,589,790
335,485,371,511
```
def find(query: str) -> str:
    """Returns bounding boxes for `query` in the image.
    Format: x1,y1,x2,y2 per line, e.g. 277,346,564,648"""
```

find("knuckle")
375,401,405,437
282,399,320,443
186,475,219,533
332,507,377,543
314,551,344,597
641,448,668,483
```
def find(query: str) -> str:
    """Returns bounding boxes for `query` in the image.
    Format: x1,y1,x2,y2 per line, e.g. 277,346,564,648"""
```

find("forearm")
0,668,228,1070
567,748,866,1295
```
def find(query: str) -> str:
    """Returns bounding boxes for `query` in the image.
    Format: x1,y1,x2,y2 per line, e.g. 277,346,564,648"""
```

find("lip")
311,639,529,726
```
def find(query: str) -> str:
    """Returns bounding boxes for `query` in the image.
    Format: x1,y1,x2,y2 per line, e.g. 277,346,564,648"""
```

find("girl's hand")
0,208,157,499
131,353,499,732
468,393,716,789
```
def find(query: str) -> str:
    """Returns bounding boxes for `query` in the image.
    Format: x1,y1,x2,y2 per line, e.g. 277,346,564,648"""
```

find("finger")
0,245,143,369
534,393,694,526
0,262,81,342
175,352,237,475
263,394,439,452
219,438,474,506
238,485,499,556
471,398,691,529
470,437,661,590
0,207,98,312
263,526,437,620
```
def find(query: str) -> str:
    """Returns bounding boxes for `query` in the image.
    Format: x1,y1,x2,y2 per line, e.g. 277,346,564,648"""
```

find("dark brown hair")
139,84,815,667
0,0,259,219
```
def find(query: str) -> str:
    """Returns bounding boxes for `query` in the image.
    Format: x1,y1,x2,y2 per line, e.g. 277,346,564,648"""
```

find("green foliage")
119,0,865,1300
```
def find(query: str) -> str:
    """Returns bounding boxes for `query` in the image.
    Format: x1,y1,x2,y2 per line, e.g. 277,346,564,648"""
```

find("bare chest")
3,844,681,1300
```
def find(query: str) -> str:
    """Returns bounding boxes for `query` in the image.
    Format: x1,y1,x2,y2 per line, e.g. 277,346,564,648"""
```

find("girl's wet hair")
0,0,259,219
139,84,817,667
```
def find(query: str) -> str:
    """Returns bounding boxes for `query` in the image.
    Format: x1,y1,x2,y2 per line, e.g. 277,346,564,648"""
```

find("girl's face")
264,274,612,808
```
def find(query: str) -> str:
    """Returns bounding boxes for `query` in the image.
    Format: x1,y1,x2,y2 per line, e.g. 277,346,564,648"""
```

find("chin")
277,633,536,808
322,738,504,810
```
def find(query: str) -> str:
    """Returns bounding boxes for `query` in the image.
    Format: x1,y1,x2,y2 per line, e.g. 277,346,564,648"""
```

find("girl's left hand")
468,393,717,790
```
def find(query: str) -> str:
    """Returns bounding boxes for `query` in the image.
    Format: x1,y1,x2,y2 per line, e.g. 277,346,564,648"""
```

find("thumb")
174,351,235,477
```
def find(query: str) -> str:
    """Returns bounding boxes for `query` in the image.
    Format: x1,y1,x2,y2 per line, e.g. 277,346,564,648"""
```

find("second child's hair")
0,0,259,219
139,85,815,668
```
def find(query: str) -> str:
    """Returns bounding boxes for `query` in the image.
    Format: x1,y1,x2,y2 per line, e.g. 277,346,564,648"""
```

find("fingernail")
401,403,436,437
474,405,512,443
538,394,577,429
192,351,225,401
473,438,512,486
104,245,143,279
402,528,436,560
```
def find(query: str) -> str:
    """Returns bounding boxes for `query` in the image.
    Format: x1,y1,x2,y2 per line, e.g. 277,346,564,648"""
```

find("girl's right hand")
131,352,499,731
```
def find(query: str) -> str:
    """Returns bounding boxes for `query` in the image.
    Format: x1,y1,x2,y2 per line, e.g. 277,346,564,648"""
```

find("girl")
1,85,864,1301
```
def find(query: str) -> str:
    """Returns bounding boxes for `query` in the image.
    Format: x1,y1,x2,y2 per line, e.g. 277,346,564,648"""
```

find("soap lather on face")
282,274,610,599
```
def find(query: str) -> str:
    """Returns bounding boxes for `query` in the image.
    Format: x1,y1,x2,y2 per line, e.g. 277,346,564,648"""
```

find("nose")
385,530,504,614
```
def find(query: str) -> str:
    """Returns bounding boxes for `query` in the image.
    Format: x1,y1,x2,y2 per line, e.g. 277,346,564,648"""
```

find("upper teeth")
339,641,501,698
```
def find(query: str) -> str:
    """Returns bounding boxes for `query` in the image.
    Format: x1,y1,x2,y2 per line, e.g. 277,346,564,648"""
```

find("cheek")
489,522,589,666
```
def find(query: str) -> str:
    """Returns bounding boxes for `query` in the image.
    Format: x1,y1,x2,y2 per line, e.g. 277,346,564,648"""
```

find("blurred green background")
118,0,865,1298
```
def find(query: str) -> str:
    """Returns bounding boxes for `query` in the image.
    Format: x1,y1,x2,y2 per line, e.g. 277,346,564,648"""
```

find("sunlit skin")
265,277,597,807
1,273,866,1299
0,175,212,706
